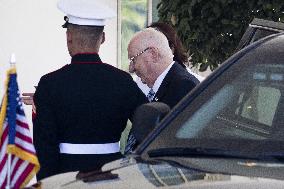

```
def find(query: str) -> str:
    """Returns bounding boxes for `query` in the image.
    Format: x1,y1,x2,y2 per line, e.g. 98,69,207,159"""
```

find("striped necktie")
147,88,155,102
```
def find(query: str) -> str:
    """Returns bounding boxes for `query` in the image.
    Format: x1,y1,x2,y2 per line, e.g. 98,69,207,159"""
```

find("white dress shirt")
135,62,204,95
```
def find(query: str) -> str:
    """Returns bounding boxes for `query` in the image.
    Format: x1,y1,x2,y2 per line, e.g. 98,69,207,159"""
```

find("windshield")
145,37,284,158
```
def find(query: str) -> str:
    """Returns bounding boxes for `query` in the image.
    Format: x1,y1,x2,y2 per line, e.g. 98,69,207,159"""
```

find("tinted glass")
176,64,283,140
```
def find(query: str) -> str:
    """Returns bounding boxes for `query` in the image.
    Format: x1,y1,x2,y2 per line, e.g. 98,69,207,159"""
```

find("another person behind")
131,22,204,95
125,28,200,153
149,22,190,68
33,0,146,180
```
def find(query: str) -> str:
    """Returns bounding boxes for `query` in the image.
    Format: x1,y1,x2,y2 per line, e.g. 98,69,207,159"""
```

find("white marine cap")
57,0,116,27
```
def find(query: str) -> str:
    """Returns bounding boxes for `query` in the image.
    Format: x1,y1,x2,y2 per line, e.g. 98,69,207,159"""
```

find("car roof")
236,18,284,51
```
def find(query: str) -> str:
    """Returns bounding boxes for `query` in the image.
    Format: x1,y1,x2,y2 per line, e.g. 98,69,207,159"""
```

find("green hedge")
157,0,284,71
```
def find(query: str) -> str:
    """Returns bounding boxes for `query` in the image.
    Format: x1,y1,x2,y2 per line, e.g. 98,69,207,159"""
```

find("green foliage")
157,0,284,71
121,0,147,71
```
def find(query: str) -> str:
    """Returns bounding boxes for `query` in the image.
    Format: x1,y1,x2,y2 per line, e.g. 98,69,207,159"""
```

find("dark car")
28,30,284,189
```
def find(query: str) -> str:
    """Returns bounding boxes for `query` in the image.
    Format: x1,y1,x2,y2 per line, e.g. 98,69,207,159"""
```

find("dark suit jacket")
152,62,199,108
33,53,147,179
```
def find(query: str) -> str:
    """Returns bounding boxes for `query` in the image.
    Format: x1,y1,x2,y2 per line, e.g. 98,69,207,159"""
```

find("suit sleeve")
127,77,147,122
33,76,60,180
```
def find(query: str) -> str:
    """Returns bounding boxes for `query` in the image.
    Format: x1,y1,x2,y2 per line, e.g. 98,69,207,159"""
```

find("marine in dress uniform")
33,0,147,180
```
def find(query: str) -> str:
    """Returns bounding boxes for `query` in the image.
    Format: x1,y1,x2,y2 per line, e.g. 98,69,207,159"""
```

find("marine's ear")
66,30,72,44
101,32,105,44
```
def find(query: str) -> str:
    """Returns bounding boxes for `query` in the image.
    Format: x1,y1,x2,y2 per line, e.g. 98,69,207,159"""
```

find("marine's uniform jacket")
33,53,147,179
152,62,199,108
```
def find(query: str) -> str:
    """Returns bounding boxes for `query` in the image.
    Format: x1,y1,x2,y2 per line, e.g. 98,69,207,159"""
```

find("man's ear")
150,47,159,62
66,30,72,44
101,32,105,44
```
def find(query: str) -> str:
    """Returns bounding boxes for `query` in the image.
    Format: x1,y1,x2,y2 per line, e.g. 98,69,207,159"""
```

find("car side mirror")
132,102,170,144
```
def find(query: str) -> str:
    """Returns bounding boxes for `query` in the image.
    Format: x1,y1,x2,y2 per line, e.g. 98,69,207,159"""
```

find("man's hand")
22,93,34,105
22,93,36,113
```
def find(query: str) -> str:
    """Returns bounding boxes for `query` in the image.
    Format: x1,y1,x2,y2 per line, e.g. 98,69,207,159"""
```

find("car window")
176,63,283,140
239,86,280,126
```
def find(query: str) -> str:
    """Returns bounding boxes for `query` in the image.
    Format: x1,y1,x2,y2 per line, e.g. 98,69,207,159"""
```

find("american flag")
0,67,40,189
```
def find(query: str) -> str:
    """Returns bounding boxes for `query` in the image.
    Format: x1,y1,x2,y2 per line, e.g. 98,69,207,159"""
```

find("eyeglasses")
129,47,151,65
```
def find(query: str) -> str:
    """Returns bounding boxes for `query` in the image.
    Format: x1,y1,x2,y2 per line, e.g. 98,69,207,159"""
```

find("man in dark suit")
125,28,199,153
33,0,147,180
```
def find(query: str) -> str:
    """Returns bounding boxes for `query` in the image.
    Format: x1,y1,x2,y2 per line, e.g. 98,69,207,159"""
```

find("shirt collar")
152,61,175,93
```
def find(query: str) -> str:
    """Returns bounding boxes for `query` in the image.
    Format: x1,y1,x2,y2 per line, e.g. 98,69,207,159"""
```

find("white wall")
0,0,118,127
